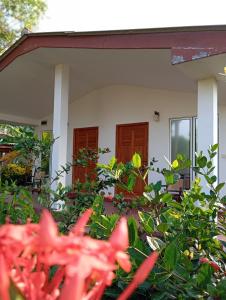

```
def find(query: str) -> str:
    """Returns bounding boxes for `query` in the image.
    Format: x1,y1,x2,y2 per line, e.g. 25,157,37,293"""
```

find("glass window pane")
170,119,191,189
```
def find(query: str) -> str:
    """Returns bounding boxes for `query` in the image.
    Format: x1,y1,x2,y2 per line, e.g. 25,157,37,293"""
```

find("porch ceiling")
0,48,197,121
175,53,226,102
2,48,226,122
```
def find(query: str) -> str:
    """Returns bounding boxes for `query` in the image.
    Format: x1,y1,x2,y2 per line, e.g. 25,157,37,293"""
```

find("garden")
0,125,225,299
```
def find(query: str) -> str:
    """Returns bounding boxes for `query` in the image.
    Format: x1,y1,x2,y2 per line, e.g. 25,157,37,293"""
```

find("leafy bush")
87,145,225,299
0,142,225,299
0,182,38,224
0,126,53,176
1,163,31,185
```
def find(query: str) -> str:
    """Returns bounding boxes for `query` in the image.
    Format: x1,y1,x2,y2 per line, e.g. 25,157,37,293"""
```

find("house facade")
1,25,226,193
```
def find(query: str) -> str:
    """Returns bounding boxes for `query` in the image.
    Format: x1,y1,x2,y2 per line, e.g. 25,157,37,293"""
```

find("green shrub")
88,145,225,299
0,182,38,224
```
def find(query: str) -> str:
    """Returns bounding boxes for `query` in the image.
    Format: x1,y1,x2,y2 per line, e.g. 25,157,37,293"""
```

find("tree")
0,0,46,53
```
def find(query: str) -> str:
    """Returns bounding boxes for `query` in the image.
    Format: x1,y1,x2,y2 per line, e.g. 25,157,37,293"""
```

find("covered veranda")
1,26,226,193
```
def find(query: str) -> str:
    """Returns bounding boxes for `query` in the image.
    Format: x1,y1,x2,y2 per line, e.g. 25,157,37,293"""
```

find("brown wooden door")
116,122,148,196
72,127,98,183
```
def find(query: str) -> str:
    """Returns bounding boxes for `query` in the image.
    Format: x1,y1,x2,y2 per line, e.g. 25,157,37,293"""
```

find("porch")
0,36,226,193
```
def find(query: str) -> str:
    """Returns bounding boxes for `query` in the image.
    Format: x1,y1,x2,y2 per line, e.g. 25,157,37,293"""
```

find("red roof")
1,25,226,71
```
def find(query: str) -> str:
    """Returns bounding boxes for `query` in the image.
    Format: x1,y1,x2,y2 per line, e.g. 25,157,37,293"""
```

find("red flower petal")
199,257,209,264
116,252,131,273
209,261,220,272
71,208,93,236
39,210,58,246
110,217,129,251
60,274,84,300
0,255,10,300
200,257,220,272
118,251,159,300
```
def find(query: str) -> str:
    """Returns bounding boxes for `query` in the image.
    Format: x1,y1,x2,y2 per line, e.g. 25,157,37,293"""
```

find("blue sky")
37,0,226,32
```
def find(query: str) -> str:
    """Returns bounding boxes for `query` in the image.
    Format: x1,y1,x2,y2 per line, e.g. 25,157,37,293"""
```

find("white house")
1,25,226,193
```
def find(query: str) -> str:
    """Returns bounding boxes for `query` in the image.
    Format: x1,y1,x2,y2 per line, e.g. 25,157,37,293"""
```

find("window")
170,118,197,189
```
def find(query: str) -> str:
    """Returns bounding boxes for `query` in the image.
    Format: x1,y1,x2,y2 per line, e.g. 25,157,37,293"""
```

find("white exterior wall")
37,85,226,192
67,85,197,185
35,115,53,138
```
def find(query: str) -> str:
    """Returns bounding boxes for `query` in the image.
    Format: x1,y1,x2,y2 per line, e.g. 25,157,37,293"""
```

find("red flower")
0,209,158,300
200,257,220,272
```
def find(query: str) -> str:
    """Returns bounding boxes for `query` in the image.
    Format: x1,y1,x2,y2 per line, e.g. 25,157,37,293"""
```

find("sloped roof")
1,24,226,71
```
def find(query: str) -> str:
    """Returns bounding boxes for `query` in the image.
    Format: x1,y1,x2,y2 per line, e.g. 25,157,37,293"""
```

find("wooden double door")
73,122,148,195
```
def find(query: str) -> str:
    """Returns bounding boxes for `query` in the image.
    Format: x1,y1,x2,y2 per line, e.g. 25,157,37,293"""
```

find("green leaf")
176,153,184,160
211,144,218,152
207,161,212,168
127,217,138,246
138,211,155,234
163,241,178,271
171,159,179,169
165,173,174,185
144,184,153,193
195,264,213,288
205,175,217,185
174,264,190,281
215,182,225,193
161,193,172,203
197,156,207,168
147,236,165,250
157,223,169,233
132,153,141,168
109,156,117,169
127,174,136,191
153,181,162,193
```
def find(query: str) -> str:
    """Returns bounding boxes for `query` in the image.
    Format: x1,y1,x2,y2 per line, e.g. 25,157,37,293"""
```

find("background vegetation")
0,0,46,53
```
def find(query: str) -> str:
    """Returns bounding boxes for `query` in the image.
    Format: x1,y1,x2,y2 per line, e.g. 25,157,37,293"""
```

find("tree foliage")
0,0,46,53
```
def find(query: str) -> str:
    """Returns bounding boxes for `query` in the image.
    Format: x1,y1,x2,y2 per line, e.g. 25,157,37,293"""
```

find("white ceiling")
1,47,225,120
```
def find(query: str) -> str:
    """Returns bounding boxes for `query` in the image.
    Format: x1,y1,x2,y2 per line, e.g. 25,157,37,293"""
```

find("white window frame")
169,117,197,187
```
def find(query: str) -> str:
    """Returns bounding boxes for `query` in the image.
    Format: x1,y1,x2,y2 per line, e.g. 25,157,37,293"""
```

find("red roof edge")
2,25,226,71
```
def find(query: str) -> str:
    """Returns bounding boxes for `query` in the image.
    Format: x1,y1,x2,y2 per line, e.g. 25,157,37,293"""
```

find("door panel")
73,127,98,183
116,122,148,196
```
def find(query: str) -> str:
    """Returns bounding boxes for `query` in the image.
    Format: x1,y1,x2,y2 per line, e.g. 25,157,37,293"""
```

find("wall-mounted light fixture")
153,111,160,122
41,120,47,126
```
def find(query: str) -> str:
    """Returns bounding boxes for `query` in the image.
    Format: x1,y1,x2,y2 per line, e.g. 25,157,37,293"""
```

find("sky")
15,1,225,170
37,0,226,32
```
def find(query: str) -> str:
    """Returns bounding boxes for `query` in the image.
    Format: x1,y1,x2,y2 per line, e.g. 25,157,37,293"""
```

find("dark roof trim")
13,24,226,36
2,24,226,71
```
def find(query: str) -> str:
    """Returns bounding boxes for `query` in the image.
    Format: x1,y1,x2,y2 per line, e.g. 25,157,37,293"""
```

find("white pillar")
51,64,69,189
197,78,218,189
